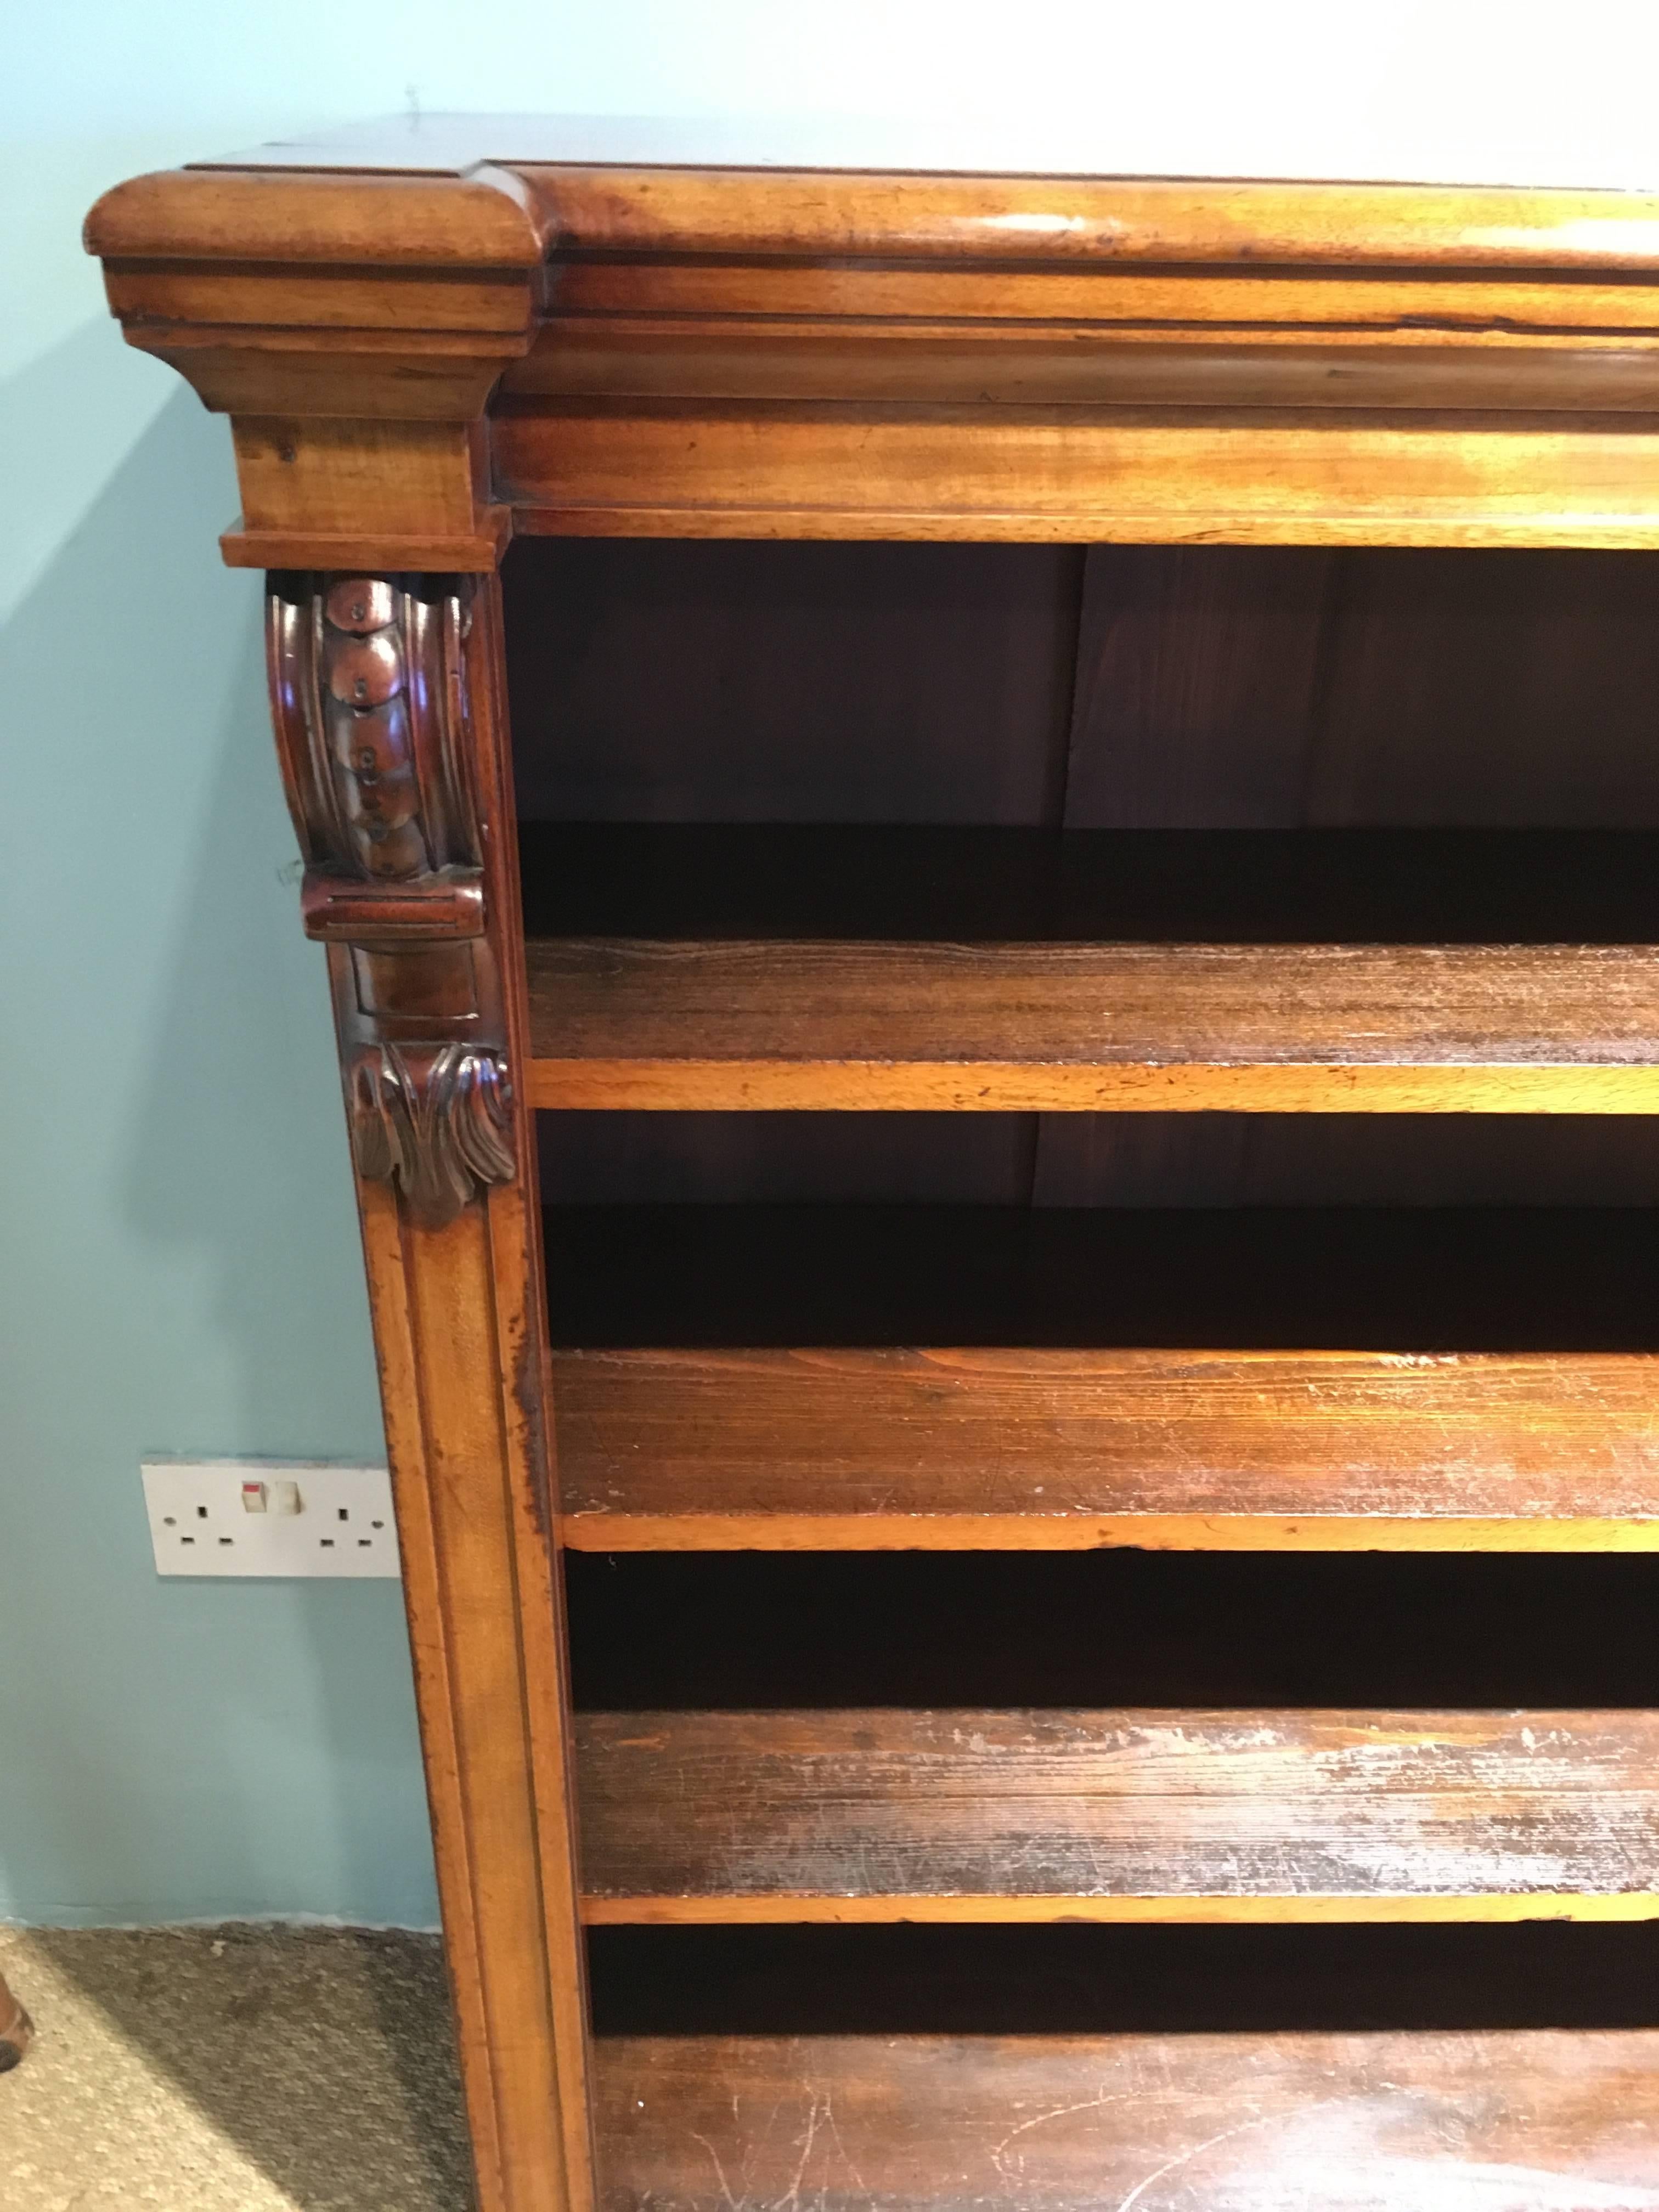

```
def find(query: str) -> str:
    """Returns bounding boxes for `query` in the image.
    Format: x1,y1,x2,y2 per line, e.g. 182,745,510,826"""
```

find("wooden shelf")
590,1919,1659,2191
549,1206,1659,1547
520,827,1659,1114
576,1706,1659,1923
528,938,1659,1111
592,2022,1659,2207
556,1345,1659,1552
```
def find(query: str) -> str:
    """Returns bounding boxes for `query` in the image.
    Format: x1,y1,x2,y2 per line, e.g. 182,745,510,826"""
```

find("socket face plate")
141,1460,402,1578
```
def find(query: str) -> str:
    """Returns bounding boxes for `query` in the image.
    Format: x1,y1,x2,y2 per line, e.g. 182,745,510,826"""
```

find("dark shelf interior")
512,537,1659,2109
543,1203,1659,1350
519,823,1659,945
563,1549,1659,1712
588,1921,1659,2036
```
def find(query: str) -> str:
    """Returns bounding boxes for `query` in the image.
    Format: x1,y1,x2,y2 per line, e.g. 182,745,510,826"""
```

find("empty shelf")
527,936,1659,1111
594,2024,1659,2209
521,827,1659,1113
555,1346,1659,1550
576,1706,1659,1923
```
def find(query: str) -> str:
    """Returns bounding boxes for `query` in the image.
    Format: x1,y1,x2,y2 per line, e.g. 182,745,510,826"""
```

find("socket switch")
142,1460,400,1577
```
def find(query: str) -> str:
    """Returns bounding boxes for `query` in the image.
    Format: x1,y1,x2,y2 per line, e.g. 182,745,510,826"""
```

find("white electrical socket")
141,1460,401,1578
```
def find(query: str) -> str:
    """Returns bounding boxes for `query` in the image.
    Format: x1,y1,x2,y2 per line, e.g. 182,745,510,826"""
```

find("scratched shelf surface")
592,2021,1659,2207
589,1925,1659,2208
568,1556,1659,1925
575,1703,1659,1922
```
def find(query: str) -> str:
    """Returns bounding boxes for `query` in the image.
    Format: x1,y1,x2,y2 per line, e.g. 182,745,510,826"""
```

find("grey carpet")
0,1926,472,2210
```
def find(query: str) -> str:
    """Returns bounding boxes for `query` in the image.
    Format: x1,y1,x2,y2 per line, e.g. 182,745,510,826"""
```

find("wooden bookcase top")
86,110,1659,264
84,119,1659,566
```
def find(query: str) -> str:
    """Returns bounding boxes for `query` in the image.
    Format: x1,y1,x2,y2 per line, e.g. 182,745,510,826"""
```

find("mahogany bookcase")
88,119,1659,2211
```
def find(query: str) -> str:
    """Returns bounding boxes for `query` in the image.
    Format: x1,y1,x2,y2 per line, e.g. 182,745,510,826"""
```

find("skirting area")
0,1926,469,2211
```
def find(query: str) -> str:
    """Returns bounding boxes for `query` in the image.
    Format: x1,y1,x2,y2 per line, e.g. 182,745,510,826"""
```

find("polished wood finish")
554,1347,1659,1552
265,568,594,2212
87,123,1659,2212
501,163,1659,268
588,1920,1659,2200
85,135,1659,561
487,161,1659,543
594,2027,1659,2208
84,163,553,568
520,815,1659,1114
526,937,1659,1113
270,574,515,1226
577,1707,1659,1918
498,412,1659,548
588,1893,1659,1926
532,1054,1659,1113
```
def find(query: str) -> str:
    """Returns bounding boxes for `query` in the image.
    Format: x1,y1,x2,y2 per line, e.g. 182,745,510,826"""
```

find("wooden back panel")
511,537,1659,1208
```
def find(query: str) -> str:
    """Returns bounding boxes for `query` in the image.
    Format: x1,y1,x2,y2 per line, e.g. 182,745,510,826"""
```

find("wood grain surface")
310,584,594,2212
524,938,1659,1113
553,1346,1659,1551
575,1708,1659,1916
515,166,1659,270
101,131,1659,267
497,407,1659,548
531,1061,1659,1112
592,2025,1659,2209
89,150,1659,566
1065,548,1659,834
507,325,1659,413
548,264,1659,332
504,544,1080,830
509,554,1659,1193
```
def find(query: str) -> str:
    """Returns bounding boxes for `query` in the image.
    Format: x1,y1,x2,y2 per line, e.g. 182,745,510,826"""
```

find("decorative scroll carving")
268,574,515,1227
269,573,483,886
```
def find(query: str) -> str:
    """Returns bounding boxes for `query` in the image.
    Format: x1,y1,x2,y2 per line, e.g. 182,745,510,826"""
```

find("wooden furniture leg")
0,1968,33,2072
264,571,594,2212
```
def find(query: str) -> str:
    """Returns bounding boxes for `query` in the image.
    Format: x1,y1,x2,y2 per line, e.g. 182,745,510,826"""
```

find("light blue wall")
5,2,1658,1926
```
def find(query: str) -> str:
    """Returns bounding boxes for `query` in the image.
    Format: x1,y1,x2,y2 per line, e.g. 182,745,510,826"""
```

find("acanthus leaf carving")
349,1043,516,1229
268,572,516,1228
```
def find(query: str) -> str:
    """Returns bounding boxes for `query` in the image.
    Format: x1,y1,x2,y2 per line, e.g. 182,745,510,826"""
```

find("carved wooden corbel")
267,573,515,1227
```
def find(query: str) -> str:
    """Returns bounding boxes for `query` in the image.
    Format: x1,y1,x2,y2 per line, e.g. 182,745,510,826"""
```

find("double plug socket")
141,1460,401,1578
